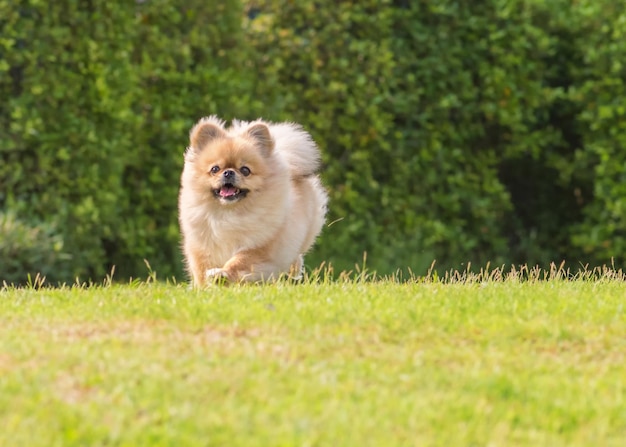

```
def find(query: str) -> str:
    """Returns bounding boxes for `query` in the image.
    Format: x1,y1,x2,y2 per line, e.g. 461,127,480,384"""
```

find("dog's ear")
245,123,274,156
190,117,226,150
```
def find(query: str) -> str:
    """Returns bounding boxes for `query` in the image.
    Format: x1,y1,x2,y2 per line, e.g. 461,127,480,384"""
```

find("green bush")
0,1,140,280
570,0,626,264
2,0,626,281
0,211,71,285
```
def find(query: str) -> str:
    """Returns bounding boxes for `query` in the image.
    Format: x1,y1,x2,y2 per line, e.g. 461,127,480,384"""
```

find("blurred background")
1,0,625,284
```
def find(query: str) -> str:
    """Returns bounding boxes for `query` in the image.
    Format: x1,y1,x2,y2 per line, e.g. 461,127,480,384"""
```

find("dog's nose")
223,169,235,179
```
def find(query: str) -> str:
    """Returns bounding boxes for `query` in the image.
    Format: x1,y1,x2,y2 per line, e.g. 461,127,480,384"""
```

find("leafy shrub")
0,1,140,280
2,0,626,281
0,211,71,285
570,0,626,264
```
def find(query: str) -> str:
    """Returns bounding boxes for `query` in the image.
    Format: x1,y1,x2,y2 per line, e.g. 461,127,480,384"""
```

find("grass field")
1,270,625,446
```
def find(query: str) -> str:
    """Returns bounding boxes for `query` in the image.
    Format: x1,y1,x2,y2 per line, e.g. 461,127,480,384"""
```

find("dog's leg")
289,255,304,280
219,248,285,283
185,246,208,288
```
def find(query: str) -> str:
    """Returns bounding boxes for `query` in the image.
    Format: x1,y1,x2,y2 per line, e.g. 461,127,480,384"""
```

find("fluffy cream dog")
178,116,327,285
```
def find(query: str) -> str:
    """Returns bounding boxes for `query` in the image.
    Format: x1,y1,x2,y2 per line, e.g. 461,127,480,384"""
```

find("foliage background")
1,0,625,283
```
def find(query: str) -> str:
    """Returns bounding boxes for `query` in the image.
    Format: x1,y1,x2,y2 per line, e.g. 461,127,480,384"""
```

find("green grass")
1,274,625,446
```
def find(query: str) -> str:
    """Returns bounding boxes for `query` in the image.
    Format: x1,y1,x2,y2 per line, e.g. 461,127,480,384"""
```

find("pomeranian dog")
178,116,328,286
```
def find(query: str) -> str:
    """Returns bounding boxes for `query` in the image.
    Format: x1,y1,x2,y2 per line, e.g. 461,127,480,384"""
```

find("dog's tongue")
220,186,238,197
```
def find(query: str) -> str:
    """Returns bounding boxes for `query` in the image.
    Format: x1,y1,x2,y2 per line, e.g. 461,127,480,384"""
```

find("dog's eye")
210,165,220,174
240,166,251,177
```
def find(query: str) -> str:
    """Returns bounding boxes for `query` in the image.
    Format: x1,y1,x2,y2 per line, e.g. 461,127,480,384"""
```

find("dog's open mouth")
213,184,249,201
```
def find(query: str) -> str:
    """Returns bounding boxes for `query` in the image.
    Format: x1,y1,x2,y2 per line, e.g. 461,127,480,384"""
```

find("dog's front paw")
205,268,230,284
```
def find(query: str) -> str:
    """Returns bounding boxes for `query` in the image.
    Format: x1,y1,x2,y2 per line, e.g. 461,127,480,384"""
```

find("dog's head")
185,117,275,205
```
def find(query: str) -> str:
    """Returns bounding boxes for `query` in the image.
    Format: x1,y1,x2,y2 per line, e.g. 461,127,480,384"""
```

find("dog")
178,116,327,285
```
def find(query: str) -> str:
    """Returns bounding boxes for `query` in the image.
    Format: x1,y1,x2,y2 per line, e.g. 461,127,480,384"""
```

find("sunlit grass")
1,265,625,446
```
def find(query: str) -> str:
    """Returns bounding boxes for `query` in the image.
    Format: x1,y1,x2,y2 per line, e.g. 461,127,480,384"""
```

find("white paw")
205,268,229,282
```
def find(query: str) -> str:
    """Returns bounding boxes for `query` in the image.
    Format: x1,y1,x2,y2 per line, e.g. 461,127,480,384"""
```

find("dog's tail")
269,123,322,178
